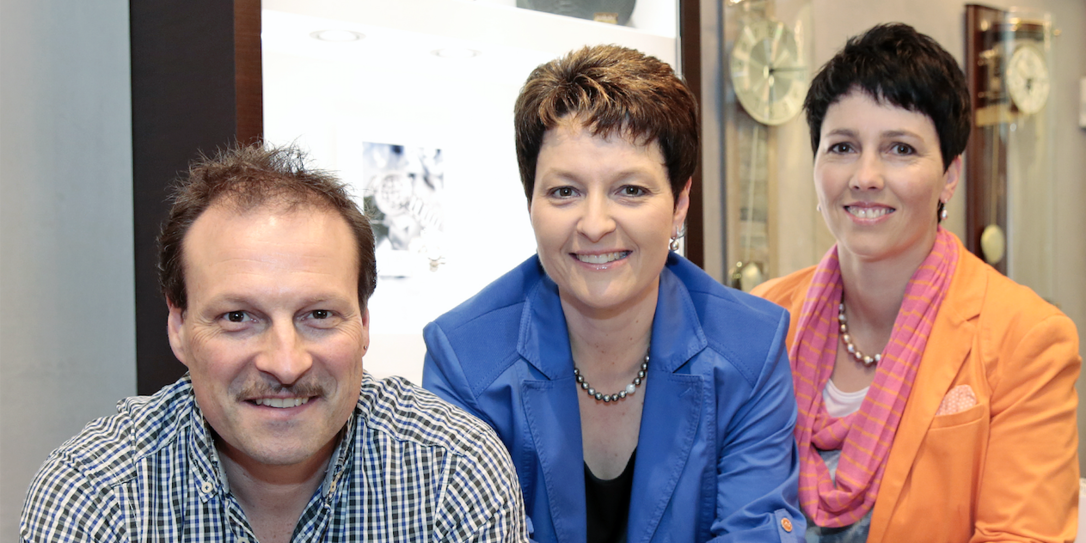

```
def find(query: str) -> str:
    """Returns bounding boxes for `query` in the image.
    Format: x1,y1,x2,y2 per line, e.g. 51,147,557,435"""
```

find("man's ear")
360,308,371,357
166,300,189,368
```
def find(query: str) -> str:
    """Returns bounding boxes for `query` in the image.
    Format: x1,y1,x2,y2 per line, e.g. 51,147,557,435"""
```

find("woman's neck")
560,283,657,381
837,237,934,340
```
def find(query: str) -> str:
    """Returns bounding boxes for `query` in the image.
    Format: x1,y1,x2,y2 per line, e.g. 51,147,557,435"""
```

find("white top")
823,379,868,418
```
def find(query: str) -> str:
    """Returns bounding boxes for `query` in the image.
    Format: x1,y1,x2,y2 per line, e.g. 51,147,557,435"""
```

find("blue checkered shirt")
21,374,527,542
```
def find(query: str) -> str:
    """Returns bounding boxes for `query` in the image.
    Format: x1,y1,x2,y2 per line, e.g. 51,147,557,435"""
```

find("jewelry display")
574,354,648,403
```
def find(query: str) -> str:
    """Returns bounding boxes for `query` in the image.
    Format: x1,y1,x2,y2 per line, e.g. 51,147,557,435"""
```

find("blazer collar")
867,239,986,543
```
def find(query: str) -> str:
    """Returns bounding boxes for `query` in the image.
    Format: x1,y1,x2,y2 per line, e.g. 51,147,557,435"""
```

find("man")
21,144,528,542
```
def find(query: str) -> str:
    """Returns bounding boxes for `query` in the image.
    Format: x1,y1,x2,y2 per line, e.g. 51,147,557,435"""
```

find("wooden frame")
131,0,262,395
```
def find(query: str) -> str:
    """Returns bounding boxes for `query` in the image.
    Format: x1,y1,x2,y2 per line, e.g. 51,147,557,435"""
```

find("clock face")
1005,43,1050,115
729,18,808,126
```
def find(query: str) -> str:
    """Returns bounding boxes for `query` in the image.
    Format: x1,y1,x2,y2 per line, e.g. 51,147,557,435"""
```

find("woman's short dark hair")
514,44,699,202
158,143,376,311
804,23,971,171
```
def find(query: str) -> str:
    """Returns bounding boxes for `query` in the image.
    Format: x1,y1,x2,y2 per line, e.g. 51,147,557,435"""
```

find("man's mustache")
235,378,327,400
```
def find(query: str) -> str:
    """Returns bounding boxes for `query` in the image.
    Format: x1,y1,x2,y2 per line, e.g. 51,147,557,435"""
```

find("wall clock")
1005,43,1050,115
729,17,808,126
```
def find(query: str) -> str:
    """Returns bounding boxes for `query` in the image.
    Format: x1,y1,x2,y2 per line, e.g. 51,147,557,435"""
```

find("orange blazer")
754,236,1080,543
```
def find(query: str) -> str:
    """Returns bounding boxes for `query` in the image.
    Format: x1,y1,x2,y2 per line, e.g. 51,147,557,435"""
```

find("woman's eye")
828,142,853,154
621,186,646,197
891,143,915,155
555,187,575,198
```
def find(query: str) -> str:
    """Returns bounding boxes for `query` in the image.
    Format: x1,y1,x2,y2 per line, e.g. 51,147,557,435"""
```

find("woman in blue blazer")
423,44,803,543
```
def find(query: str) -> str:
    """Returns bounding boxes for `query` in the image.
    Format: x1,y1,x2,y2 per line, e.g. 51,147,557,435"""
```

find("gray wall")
0,0,136,537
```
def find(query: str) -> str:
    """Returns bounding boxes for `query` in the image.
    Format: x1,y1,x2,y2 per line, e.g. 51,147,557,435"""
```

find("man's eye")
311,310,331,319
226,311,247,323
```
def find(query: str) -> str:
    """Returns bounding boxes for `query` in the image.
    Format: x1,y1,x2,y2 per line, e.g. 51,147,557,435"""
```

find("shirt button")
200,481,214,494
781,517,793,532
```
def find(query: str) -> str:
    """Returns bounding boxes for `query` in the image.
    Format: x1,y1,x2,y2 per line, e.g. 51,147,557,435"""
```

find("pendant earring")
669,236,680,251
938,201,948,222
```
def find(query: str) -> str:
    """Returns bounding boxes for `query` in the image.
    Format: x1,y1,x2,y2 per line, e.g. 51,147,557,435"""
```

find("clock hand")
768,66,807,73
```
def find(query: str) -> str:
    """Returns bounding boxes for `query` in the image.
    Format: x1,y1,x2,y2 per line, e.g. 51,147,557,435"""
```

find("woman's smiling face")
814,90,960,267
529,118,690,317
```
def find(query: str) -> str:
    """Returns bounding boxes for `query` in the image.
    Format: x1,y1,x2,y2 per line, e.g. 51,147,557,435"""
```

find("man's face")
167,202,368,471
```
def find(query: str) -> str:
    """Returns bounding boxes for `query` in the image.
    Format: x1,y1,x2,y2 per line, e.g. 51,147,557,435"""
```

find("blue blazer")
423,254,804,542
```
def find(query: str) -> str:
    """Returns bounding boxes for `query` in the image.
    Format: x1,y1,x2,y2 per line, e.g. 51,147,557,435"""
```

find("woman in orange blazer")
753,23,1080,542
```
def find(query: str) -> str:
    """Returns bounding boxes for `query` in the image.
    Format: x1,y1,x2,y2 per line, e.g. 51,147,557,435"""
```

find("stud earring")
816,204,822,212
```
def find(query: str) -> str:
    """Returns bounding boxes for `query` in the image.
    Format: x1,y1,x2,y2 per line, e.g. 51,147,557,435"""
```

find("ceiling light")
310,29,364,42
432,47,480,59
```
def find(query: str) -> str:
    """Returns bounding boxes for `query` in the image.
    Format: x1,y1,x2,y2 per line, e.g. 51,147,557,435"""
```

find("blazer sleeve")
972,313,1080,542
710,309,806,543
422,321,493,428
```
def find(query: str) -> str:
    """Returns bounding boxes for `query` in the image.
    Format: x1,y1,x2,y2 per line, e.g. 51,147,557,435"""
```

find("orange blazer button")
781,517,793,532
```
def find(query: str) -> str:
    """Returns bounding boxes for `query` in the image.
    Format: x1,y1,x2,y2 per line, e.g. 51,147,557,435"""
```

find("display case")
721,0,825,291
965,4,1056,301
261,0,692,381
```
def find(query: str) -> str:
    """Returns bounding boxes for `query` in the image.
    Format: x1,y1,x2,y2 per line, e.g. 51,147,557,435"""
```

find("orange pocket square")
935,385,978,416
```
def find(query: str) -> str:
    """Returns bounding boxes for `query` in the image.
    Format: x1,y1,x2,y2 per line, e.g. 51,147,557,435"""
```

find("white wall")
0,0,136,537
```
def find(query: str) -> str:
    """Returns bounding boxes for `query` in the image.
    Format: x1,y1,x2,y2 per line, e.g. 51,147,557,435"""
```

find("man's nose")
576,193,616,242
254,321,312,385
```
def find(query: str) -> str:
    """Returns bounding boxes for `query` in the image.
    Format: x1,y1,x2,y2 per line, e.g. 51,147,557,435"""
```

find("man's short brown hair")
158,144,376,310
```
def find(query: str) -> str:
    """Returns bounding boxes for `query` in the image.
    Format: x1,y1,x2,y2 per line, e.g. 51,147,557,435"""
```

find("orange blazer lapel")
866,246,986,543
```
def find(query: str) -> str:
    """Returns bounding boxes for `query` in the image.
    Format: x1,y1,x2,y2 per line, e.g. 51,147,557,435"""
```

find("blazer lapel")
519,275,587,543
523,378,587,543
627,267,707,542
627,372,703,542
867,244,985,543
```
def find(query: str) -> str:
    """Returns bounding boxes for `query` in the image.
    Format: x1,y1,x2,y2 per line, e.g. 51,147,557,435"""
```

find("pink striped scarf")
792,227,958,527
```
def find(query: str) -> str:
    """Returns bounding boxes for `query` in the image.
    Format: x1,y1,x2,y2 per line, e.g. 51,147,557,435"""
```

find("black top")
584,449,637,543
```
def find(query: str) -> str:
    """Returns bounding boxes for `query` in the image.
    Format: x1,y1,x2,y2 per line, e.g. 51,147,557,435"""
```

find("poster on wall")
359,142,446,278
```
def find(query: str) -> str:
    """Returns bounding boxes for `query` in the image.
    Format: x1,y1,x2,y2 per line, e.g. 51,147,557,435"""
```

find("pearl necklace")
838,301,882,367
573,354,648,404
